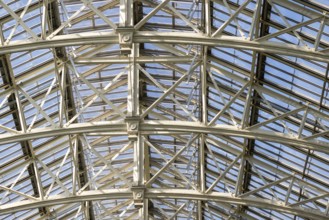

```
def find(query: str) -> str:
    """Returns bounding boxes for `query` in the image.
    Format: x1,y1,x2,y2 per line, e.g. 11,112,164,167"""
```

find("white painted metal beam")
0,121,326,152
74,56,196,64
0,32,328,62
0,189,327,219
0,0,328,219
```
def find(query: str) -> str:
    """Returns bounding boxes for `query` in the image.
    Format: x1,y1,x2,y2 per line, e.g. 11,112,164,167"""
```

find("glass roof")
0,0,329,219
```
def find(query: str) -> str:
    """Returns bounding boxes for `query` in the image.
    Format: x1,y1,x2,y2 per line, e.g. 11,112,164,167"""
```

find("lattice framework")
0,0,329,219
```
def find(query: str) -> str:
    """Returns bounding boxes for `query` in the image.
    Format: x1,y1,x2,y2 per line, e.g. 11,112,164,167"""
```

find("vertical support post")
204,0,211,37
235,51,256,197
238,0,271,216
198,1,211,219
41,0,48,39
120,1,146,218
198,47,208,220
200,49,208,190
128,41,146,220
127,44,139,118
120,0,134,27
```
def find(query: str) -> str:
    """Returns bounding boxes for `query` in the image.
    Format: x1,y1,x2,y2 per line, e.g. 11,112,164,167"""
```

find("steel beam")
0,189,327,219
0,121,326,152
121,0,148,218
74,56,196,64
0,0,328,219
240,0,271,216
0,32,328,62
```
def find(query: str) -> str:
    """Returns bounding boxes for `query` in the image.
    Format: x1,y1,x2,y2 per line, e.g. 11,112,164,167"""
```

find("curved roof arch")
0,0,329,219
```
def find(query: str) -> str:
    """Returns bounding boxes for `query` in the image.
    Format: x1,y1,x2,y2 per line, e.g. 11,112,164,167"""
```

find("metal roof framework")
0,0,329,219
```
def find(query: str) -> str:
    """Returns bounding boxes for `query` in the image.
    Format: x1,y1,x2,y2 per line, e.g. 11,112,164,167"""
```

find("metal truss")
0,0,329,219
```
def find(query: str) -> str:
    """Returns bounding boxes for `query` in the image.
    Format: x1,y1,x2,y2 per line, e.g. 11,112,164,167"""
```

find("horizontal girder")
0,189,327,219
0,120,327,152
0,32,328,62
74,56,196,64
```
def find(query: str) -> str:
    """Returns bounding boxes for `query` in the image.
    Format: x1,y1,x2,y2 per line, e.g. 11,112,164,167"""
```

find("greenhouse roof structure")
0,0,329,219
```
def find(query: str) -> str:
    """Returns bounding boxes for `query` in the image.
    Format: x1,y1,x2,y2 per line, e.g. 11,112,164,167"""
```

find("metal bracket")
125,116,140,140
131,185,145,208
116,27,134,54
